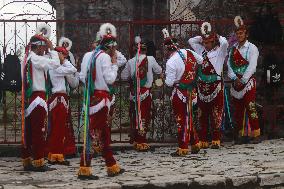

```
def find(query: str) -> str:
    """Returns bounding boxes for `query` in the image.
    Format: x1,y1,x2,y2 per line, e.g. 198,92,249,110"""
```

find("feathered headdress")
201,22,212,38
99,23,117,38
200,21,216,40
234,15,246,31
36,23,51,39
134,35,147,51
162,28,178,50
98,23,117,47
59,37,72,51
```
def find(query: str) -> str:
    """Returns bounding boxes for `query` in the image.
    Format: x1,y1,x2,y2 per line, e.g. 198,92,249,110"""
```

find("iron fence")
0,19,283,144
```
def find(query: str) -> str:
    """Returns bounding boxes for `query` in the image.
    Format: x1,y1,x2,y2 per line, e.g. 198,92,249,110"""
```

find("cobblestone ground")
0,139,283,189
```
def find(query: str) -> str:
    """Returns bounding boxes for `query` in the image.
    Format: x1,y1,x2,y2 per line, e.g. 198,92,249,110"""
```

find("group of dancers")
21,15,260,180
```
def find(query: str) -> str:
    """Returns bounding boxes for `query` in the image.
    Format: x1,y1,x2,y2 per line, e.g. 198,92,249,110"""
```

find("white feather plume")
234,16,244,28
162,28,170,39
99,23,117,38
36,23,51,39
95,32,101,42
58,37,72,51
201,22,212,37
135,36,141,44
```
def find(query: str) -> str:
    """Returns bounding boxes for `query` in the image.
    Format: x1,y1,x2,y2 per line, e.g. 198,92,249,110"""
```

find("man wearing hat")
22,32,64,172
163,29,203,156
227,16,260,144
188,22,229,149
78,23,124,180
46,46,77,165
121,36,162,152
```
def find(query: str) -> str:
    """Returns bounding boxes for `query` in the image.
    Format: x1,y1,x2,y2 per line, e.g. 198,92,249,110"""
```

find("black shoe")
211,144,220,149
191,145,200,154
57,160,70,166
249,136,261,144
170,151,183,157
23,164,34,171
31,165,56,172
107,168,125,177
48,160,70,166
234,137,246,145
78,174,99,180
47,160,56,165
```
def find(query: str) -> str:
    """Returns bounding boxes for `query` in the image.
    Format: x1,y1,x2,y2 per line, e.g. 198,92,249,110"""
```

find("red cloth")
46,93,68,155
64,104,76,156
129,88,152,144
232,78,260,134
54,47,68,56
232,48,249,67
172,88,199,149
22,92,47,160
80,91,116,167
198,82,224,142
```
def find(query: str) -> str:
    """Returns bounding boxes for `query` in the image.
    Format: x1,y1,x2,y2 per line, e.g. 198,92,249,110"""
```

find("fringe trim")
176,148,189,156
22,157,32,167
129,90,151,102
48,153,65,162
212,140,221,146
198,82,222,103
93,145,102,153
25,96,47,117
107,164,121,175
252,128,260,138
191,143,200,150
49,96,69,111
134,143,150,151
200,141,209,149
110,95,115,106
89,98,111,115
171,87,197,105
32,158,45,167
78,166,92,176
230,78,255,99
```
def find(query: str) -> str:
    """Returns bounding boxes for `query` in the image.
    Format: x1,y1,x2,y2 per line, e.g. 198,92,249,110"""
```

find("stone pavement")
0,139,283,189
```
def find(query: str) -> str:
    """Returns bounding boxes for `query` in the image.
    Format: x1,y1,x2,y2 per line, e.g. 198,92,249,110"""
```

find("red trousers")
64,104,76,156
80,92,116,167
129,88,152,144
22,92,47,161
46,93,68,155
232,81,260,136
198,88,224,142
172,89,199,149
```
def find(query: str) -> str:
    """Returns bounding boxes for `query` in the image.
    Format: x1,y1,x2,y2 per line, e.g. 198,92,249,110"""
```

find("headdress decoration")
59,37,72,51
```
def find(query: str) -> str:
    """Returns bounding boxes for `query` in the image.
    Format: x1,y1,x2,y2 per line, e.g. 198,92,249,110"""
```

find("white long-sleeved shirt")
227,40,259,83
27,51,61,92
165,49,203,87
79,50,118,91
66,72,79,89
79,50,125,83
121,54,162,88
188,35,228,76
116,50,127,67
49,59,77,94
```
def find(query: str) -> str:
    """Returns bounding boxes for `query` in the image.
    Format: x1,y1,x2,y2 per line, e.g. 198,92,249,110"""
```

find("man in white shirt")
163,29,203,156
22,34,64,172
121,36,162,152
188,22,229,149
46,47,77,166
78,23,124,180
227,16,260,144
